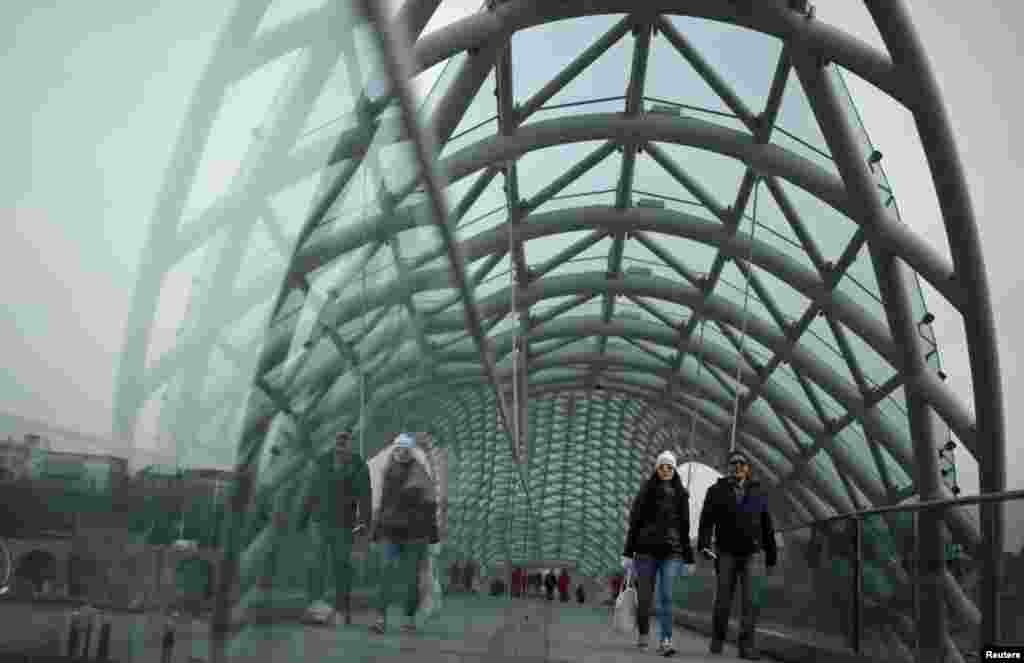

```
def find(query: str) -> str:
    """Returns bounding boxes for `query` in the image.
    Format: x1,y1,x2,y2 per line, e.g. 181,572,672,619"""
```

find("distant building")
0,433,50,480
32,448,128,493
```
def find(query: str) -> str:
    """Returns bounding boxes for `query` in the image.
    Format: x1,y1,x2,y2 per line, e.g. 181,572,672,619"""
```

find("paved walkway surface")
1,595,771,662
207,595,768,662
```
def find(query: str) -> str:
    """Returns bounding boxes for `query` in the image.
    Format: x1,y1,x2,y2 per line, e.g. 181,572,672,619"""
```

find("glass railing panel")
861,512,917,662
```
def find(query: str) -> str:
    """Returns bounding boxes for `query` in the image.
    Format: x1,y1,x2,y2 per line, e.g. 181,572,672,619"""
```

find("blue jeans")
634,555,688,640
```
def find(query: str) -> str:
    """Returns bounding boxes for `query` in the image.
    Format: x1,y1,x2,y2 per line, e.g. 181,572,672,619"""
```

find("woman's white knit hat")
655,451,678,470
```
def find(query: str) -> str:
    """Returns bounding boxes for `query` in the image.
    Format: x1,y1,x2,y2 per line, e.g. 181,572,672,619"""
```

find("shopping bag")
416,554,444,622
611,572,637,636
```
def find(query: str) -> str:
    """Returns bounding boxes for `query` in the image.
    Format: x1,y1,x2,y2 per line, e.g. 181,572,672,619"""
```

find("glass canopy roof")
129,1,964,577
6,0,997,583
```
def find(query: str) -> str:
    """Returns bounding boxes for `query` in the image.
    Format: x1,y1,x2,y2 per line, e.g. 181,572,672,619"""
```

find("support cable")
728,177,761,453
685,319,708,450
360,165,371,459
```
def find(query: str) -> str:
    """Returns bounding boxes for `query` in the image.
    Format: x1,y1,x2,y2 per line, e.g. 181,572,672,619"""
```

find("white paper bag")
611,573,637,636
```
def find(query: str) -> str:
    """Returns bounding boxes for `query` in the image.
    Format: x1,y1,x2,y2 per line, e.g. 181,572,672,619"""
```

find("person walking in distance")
544,571,556,601
558,569,570,603
697,450,777,660
300,430,372,626
159,610,177,663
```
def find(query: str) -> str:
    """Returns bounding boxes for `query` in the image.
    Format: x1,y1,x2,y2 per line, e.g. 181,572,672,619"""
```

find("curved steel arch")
438,113,961,309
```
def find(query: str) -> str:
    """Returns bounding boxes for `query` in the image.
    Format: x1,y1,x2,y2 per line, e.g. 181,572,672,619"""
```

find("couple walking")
300,430,440,634
621,449,776,659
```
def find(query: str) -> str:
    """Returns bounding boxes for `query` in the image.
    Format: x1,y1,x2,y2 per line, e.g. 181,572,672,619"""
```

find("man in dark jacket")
697,450,777,660
300,430,372,625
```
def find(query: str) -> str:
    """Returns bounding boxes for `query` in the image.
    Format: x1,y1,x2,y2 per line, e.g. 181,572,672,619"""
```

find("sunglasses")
728,459,748,466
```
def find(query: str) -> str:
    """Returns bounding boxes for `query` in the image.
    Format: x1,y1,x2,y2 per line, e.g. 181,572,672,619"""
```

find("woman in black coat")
622,451,695,656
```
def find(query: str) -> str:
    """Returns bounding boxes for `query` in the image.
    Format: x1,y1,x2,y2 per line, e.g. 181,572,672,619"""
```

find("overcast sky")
1,1,1021,543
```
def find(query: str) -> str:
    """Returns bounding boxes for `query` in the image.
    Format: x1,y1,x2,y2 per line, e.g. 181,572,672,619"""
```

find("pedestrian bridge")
0,1,1018,662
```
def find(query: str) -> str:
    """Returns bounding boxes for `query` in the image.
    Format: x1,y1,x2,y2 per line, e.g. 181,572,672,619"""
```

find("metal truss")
118,0,1005,650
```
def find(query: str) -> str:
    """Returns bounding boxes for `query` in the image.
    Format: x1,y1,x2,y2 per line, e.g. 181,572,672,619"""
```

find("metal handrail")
757,488,1023,660
775,488,1024,534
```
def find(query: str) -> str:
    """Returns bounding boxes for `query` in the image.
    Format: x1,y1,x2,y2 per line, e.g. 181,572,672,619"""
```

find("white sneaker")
637,634,649,650
657,638,676,656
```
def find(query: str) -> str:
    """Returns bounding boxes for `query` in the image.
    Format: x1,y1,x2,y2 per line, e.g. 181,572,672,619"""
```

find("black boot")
738,643,761,660
343,594,352,625
709,637,724,654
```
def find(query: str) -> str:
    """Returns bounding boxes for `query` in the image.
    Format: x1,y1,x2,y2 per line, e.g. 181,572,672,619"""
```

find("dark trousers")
66,624,80,658
309,523,354,614
712,552,757,646
376,542,428,619
160,634,175,663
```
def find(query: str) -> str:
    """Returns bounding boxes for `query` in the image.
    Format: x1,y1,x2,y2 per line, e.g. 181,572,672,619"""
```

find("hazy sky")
1,1,1021,543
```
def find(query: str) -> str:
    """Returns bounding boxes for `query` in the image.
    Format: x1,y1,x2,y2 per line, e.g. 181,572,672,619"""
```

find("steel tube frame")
438,112,963,311
371,336,889,506
794,54,952,660
413,9,1003,605
131,4,1005,655
861,0,1006,647
410,1,907,107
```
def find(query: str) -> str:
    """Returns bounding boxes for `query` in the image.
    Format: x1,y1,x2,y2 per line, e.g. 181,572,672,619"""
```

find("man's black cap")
727,450,751,465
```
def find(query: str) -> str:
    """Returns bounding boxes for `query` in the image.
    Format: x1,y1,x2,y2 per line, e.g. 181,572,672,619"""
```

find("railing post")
853,515,862,653
912,511,921,663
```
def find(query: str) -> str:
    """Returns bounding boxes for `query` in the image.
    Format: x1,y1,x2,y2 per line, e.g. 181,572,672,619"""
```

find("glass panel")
874,438,913,494
513,15,631,111
532,143,622,201
833,421,881,487
746,262,808,328
934,504,982,660
752,181,807,253
877,388,913,458
770,363,818,424
1000,497,1024,645
776,178,859,266
774,73,833,167
518,141,613,202
446,69,498,145
804,314,858,388
664,18,783,115
455,179,509,237
647,19,732,117
837,318,896,389
418,50,467,123
837,272,887,326
651,144,748,218
861,513,917,662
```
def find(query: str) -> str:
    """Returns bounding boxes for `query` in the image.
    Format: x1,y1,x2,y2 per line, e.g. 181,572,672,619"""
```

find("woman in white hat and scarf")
621,450,695,656
368,433,440,635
